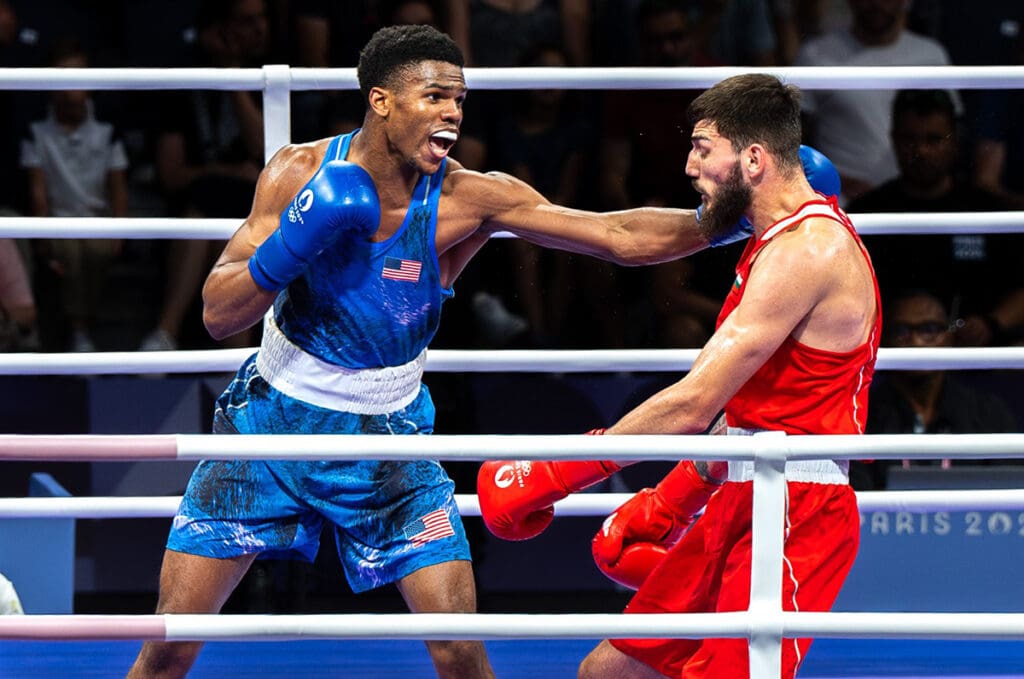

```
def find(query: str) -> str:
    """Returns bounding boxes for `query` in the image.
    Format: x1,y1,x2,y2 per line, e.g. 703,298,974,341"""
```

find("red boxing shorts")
610,479,859,679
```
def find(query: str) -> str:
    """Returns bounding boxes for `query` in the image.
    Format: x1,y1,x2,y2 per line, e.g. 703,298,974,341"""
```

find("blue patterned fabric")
168,135,469,592
275,130,452,369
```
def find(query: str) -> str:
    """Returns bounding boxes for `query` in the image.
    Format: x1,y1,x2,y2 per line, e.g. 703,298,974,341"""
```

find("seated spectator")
858,289,1019,489
795,0,954,203
850,89,1024,346
142,0,270,351
467,0,590,68
485,43,594,347
450,1,595,347
288,0,375,140
0,0,47,216
600,0,717,212
972,32,1024,210
690,0,780,66
790,0,852,39
599,0,778,67
290,1,469,140
599,0,733,348
0,238,38,351
906,2,1024,147
19,38,129,352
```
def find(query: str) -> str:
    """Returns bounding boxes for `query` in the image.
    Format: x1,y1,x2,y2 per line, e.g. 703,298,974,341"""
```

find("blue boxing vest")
273,130,452,369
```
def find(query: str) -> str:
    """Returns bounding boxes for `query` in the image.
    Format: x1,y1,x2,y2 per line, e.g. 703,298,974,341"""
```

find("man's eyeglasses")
886,320,950,344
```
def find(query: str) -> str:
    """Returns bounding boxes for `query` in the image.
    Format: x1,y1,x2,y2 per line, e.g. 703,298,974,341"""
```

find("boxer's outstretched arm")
444,145,839,267
445,168,711,266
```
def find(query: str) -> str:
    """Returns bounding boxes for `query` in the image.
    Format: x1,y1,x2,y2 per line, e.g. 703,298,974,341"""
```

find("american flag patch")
403,508,455,547
382,256,422,282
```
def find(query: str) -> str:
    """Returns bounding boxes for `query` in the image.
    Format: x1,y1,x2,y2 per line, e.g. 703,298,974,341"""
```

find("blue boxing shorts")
167,355,470,592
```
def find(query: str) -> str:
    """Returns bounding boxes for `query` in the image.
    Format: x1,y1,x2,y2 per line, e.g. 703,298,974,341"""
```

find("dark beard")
697,162,752,242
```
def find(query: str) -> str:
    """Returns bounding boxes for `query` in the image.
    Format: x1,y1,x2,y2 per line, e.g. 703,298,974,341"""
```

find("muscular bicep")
721,237,827,358
691,227,841,395
677,294,807,424
203,146,319,337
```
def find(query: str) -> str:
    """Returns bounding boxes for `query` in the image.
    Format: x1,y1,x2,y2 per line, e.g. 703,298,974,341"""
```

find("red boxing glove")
592,460,721,589
478,429,618,541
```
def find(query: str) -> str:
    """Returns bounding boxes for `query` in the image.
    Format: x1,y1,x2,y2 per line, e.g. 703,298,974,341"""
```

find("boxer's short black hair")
357,24,464,102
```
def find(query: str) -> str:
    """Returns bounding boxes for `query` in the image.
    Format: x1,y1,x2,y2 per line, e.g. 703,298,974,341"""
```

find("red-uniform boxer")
588,76,879,679
480,74,878,679
597,184,876,677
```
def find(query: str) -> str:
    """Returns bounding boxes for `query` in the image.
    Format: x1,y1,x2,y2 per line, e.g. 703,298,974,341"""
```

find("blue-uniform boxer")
168,130,469,592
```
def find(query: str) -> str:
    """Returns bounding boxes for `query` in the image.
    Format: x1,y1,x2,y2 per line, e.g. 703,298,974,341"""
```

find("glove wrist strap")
554,460,621,494
656,460,721,517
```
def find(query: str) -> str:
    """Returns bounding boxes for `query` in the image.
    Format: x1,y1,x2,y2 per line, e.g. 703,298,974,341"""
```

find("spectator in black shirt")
855,288,1019,489
850,89,1024,346
141,0,269,352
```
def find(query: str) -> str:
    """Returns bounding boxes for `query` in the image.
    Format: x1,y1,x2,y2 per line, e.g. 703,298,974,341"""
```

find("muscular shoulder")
444,164,530,205
252,139,333,207
766,216,858,265
240,139,331,226
264,139,331,184
746,217,870,307
756,217,875,333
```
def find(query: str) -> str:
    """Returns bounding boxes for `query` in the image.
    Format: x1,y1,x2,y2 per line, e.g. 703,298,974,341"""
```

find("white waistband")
725,427,849,484
255,313,425,415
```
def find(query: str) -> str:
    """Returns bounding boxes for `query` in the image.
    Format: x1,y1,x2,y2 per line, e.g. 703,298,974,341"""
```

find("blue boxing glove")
248,160,381,292
706,144,841,247
701,202,752,248
798,144,841,199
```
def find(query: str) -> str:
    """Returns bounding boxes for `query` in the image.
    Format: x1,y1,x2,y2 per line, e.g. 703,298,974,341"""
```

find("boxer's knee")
127,640,203,679
579,640,667,679
425,639,493,679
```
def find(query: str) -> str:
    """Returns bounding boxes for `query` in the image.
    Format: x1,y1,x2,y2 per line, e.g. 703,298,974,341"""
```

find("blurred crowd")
0,2,1022,468
0,0,1020,356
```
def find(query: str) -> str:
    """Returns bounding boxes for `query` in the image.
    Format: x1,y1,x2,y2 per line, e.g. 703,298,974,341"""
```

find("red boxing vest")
718,197,882,435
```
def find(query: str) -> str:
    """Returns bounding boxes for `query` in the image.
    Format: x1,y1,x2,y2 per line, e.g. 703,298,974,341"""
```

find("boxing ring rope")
0,62,1020,204
0,211,1022,239
1,432,1023,462
1,64,1022,678
0,346,1023,375
2,431,1024,653
3,431,1024,669
3,64,1022,90
4,611,1024,642
3,488,1024,519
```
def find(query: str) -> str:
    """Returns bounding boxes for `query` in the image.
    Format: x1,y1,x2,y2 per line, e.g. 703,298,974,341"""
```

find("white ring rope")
0,212,1021,240
2,489,1023,520
0,346,1021,375
1,611,1023,642
0,432,1021,462
0,64,1022,91
0,216,239,239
